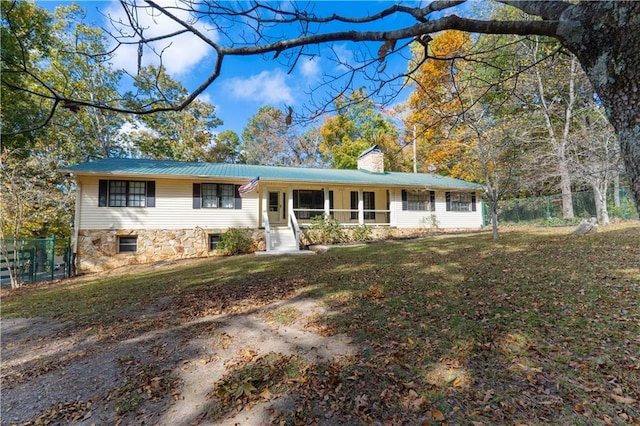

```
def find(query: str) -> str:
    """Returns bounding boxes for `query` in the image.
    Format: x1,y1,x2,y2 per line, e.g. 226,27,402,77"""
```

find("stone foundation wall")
76,228,265,273
77,226,474,273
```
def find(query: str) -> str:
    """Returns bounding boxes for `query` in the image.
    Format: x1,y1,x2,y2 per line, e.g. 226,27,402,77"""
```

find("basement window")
118,236,138,253
209,234,220,251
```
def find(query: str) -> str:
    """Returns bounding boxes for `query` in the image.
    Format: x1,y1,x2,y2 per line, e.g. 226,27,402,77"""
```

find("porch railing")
292,208,391,226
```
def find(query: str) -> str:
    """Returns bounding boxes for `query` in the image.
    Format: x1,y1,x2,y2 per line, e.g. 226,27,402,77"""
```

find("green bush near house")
305,217,373,245
216,228,253,255
305,215,346,244
349,224,372,242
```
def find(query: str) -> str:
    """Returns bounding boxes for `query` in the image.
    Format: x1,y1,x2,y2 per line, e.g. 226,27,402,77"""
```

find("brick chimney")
357,145,384,173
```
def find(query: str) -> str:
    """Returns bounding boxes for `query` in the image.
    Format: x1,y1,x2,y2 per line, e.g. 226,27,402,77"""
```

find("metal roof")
62,158,482,189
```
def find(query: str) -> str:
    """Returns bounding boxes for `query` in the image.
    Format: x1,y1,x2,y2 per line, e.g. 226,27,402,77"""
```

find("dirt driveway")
1,288,357,425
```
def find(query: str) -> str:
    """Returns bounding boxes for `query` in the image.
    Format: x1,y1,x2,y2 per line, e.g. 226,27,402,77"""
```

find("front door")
267,191,285,224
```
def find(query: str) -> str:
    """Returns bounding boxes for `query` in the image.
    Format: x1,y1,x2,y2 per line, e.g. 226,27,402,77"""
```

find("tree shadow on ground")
2,226,639,425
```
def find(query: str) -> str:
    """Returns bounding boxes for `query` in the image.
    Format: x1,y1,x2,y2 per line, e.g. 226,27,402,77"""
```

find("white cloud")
196,92,214,105
300,57,320,80
103,1,216,76
224,70,294,105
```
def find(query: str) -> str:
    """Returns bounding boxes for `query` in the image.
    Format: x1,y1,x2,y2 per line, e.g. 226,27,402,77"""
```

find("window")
99,180,155,208
402,190,435,211
118,236,138,253
268,192,279,212
350,191,375,220
208,234,220,250
293,190,324,219
202,183,235,208
192,183,241,209
446,192,477,212
363,191,375,220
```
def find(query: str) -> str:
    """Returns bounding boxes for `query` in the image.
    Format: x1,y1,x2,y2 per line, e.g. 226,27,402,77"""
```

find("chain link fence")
0,237,71,287
486,187,638,225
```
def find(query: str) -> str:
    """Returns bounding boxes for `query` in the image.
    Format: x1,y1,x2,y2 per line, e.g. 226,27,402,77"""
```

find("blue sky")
39,1,475,136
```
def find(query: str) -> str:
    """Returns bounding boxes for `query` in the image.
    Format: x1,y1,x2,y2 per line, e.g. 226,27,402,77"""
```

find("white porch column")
287,188,294,220
358,189,364,225
324,188,330,217
390,189,398,227
261,187,268,227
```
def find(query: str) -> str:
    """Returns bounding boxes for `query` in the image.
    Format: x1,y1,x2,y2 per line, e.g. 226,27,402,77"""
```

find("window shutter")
350,191,358,219
402,190,407,211
98,180,108,207
146,181,156,207
329,190,334,211
471,192,477,212
192,183,201,209
234,185,242,209
430,191,436,212
446,192,451,211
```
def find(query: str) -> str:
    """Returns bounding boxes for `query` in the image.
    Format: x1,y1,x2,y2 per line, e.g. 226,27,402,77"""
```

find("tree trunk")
491,204,499,242
531,40,575,219
557,3,640,214
614,174,621,208
592,183,610,225
558,159,574,219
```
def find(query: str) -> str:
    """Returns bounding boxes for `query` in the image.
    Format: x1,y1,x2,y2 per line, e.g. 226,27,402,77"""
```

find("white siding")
391,189,482,229
78,176,259,230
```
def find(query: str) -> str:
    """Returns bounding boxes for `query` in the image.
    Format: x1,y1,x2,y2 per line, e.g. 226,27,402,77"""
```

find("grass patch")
2,223,639,424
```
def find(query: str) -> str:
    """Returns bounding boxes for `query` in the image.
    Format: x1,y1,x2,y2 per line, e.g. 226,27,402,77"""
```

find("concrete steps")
256,227,313,256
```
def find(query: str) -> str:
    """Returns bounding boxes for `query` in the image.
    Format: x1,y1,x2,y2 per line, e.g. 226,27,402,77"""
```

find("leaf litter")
1,224,638,425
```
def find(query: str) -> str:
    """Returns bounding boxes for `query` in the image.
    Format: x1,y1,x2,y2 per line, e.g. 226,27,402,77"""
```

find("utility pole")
413,124,417,173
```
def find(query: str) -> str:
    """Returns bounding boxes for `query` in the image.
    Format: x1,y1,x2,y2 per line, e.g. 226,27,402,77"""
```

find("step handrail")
289,209,300,250
263,209,271,251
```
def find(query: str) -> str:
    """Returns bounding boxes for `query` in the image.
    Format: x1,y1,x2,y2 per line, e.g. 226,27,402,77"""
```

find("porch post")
261,187,268,227
324,188,330,218
287,189,294,221
358,190,364,225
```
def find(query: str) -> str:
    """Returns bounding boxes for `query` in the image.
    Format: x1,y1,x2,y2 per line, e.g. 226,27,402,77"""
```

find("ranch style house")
62,146,483,272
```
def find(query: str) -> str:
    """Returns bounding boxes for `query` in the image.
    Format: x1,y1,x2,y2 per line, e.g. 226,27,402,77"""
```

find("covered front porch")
260,185,392,228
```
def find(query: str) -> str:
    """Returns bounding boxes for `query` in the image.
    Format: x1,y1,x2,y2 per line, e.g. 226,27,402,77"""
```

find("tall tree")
406,30,473,177
1,3,127,161
518,39,588,218
241,105,298,166
46,5,128,162
124,66,222,161
407,27,528,239
241,105,326,167
3,1,640,212
570,108,620,225
454,105,525,241
208,130,243,163
320,89,403,170
0,151,74,287
1,0,55,153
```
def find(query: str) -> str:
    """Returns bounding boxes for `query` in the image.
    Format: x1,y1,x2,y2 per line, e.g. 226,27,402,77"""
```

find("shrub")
306,215,345,244
350,224,372,242
216,228,253,255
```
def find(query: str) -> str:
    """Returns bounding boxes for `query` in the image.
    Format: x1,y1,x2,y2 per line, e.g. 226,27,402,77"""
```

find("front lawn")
2,223,639,424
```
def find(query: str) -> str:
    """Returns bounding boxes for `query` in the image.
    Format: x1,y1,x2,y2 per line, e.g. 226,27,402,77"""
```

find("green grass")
2,223,639,424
